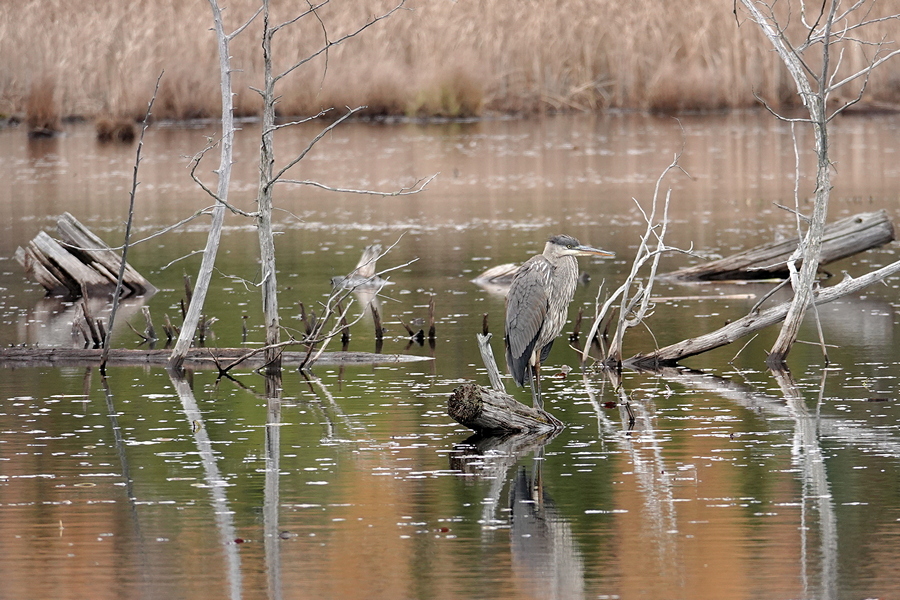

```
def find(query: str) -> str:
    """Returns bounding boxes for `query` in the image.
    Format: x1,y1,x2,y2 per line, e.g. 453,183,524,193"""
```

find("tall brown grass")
24,78,60,135
0,0,897,120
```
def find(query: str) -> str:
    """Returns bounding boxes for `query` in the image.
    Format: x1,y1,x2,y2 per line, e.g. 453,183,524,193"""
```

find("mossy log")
448,382,563,435
665,210,894,281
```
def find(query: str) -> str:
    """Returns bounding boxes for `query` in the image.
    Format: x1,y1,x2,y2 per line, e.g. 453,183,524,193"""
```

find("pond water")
1,111,900,599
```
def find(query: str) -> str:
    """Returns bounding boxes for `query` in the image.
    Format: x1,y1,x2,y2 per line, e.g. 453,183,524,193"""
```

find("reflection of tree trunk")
168,370,243,600
99,372,148,584
771,370,838,600
264,372,283,600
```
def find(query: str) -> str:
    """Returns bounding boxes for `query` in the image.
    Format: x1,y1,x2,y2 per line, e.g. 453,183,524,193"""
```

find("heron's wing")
505,256,552,383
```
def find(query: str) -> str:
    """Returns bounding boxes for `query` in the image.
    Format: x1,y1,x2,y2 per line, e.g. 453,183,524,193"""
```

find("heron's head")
545,234,615,259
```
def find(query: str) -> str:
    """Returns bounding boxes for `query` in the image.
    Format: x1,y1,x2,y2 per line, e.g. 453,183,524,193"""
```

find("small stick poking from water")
162,314,177,342
482,313,490,336
569,307,583,342
141,306,157,342
336,301,350,345
183,274,194,305
298,302,312,336
428,296,436,341
398,316,415,337
371,302,384,340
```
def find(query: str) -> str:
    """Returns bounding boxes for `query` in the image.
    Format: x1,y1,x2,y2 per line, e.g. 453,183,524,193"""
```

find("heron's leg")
530,363,543,410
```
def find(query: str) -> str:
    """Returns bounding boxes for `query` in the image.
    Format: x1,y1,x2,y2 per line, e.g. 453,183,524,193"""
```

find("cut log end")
448,382,563,435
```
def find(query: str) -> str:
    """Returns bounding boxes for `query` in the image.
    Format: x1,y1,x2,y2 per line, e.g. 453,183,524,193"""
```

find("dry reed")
0,0,897,120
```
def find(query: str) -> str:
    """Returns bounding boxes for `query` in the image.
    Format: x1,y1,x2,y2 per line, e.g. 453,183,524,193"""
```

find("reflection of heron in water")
505,235,614,409
509,451,585,600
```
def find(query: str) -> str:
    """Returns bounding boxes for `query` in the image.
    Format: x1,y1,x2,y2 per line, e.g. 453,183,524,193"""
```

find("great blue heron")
505,234,615,409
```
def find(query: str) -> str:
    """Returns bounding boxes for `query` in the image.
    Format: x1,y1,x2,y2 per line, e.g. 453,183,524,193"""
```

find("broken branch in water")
629,257,900,369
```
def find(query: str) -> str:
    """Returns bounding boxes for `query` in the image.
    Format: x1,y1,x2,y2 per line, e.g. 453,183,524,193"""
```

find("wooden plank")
666,210,895,281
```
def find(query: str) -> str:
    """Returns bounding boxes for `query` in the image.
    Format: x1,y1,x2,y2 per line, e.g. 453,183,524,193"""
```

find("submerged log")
666,210,894,281
448,382,563,435
0,346,432,369
15,212,156,298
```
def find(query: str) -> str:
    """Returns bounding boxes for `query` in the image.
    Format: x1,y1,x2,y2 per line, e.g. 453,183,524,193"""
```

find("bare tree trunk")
257,1,281,372
768,105,830,367
168,0,235,372
739,0,838,368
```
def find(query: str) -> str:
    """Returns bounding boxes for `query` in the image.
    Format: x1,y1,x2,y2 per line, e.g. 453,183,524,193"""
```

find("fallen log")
448,382,563,435
0,346,432,369
15,212,156,298
628,256,900,368
665,210,894,281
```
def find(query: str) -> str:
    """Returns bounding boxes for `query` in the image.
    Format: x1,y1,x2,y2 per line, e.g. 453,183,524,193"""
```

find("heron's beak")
569,244,615,259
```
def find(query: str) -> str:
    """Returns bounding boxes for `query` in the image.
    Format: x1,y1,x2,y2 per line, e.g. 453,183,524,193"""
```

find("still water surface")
1,112,900,599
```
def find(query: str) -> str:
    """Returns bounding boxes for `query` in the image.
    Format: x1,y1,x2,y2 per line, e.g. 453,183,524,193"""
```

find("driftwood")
628,256,900,368
15,212,156,298
666,210,894,281
0,346,431,369
448,383,563,435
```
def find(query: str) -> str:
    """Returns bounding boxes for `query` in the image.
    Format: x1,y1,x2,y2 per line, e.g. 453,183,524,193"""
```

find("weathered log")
448,382,563,435
14,245,69,295
15,213,156,298
666,210,894,281
57,212,156,296
628,256,900,368
0,347,432,369
29,231,111,296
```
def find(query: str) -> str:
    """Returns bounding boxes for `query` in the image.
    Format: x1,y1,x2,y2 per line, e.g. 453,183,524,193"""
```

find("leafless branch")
269,106,365,185
273,1,408,84
277,173,438,196
226,5,264,41
188,144,259,217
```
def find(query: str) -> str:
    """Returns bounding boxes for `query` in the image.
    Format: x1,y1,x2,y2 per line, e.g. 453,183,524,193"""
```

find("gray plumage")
504,234,614,409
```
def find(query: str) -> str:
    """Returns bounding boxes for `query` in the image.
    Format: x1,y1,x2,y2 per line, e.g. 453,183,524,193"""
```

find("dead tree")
169,0,254,372
737,1,900,368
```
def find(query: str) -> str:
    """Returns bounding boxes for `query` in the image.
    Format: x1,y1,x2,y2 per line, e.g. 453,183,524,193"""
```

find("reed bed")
1,0,897,121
